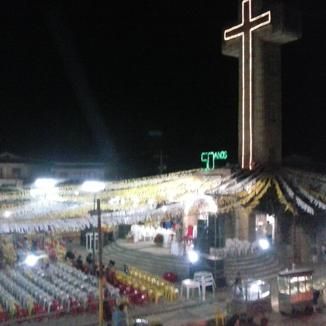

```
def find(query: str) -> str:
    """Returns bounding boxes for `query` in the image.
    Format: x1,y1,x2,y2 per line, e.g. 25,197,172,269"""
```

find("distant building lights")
81,181,105,193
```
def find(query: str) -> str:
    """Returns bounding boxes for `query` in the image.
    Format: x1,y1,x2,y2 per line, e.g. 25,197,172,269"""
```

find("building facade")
0,152,106,186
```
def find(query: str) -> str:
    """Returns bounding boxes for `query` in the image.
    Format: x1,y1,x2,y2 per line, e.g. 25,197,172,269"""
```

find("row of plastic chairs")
0,283,20,317
22,267,87,312
128,266,179,301
48,264,96,297
0,273,34,313
8,269,54,312
56,261,96,285
129,266,167,286
116,270,178,304
113,274,151,305
0,264,100,321
32,265,99,312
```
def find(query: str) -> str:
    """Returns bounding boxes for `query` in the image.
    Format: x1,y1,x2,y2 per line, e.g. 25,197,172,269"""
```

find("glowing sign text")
201,151,228,171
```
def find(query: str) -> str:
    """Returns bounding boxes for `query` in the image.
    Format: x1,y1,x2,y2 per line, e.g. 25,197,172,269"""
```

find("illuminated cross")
223,0,300,170
224,0,271,170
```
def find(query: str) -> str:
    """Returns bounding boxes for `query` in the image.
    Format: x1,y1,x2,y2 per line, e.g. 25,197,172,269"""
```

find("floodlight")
34,178,58,190
24,253,47,267
258,238,270,250
3,210,12,218
31,178,59,199
24,254,39,267
249,282,260,294
81,181,105,193
187,250,199,264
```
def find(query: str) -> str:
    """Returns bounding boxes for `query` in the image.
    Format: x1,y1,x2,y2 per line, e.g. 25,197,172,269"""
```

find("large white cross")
224,0,271,170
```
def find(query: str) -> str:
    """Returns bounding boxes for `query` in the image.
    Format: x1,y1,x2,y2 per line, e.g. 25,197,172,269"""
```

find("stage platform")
103,239,191,281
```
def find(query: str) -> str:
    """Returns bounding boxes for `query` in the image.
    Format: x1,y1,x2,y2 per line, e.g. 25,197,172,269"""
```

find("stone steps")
224,250,281,283
102,241,190,280
102,242,281,285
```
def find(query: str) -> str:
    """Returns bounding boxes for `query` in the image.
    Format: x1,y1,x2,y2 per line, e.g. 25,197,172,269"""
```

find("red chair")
50,299,63,319
70,300,80,315
128,289,140,304
186,225,194,238
0,311,7,323
87,298,98,313
163,272,177,283
126,286,135,295
118,283,127,294
134,292,149,305
32,304,45,322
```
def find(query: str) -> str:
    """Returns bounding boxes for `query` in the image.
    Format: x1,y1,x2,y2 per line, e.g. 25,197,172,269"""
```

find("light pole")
81,180,105,262
80,180,105,326
97,199,104,326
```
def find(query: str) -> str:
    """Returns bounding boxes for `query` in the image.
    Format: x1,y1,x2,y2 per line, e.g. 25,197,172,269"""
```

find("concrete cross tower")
223,0,301,170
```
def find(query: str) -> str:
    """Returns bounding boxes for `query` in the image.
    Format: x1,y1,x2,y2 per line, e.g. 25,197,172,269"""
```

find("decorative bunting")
1,167,326,233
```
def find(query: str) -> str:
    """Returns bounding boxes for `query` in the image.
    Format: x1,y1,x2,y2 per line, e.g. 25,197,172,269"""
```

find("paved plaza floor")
70,242,326,325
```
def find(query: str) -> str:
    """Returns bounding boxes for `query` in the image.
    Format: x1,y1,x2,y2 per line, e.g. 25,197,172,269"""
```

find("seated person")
109,260,116,269
76,255,83,270
86,253,93,266
65,250,75,261
107,261,116,284
31,239,38,252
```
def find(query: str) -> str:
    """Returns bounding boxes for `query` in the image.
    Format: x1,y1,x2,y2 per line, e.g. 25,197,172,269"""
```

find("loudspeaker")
118,224,131,239
196,219,209,253
208,215,225,248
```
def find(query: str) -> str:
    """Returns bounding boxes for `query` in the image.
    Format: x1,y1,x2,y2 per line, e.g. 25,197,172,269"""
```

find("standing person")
76,255,83,270
86,252,93,272
103,297,113,325
257,225,264,239
266,221,273,245
312,289,320,312
112,303,128,326
233,272,243,298
23,237,30,250
107,261,116,284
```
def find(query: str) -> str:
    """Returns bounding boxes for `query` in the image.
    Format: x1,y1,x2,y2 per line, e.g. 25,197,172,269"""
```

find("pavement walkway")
70,242,326,325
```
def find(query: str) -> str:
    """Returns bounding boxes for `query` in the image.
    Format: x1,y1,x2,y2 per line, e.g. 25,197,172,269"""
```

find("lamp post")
81,181,105,265
97,199,104,326
80,181,105,326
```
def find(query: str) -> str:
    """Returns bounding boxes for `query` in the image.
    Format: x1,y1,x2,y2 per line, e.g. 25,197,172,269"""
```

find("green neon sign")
201,151,228,171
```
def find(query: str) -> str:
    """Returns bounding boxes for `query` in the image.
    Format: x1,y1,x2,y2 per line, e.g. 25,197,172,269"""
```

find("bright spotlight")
187,250,199,264
258,239,270,250
31,178,59,199
24,254,39,267
34,178,58,190
3,211,12,218
81,181,105,193
24,253,47,267
249,283,260,294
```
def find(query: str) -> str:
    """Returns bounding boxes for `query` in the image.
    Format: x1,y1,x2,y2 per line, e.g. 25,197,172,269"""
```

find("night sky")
0,0,325,177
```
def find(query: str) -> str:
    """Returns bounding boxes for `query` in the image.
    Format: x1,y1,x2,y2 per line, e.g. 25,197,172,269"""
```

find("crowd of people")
64,249,126,325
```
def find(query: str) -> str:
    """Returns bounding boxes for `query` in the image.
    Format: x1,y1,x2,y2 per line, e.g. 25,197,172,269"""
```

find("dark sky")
0,0,325,177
